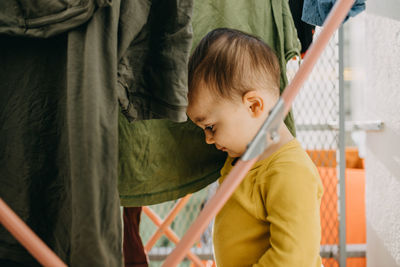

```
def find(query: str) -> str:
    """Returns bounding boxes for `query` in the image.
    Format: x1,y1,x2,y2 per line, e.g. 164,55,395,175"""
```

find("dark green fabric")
0,0,111,38
0,0,194,265
118,0,301,206
117,0,193,123
0,4,123,265
119,116,226,206
192,0,300,135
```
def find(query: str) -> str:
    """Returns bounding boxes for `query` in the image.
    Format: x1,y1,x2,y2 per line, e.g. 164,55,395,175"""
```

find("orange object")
0,198,67,267
311,148,366,267
142,206,204,267
190,260,216,267
145,194,192,252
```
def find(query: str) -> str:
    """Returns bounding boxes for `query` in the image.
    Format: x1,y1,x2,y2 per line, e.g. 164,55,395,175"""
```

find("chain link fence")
140,27,342,267
289,28,340,267
140,185,217,266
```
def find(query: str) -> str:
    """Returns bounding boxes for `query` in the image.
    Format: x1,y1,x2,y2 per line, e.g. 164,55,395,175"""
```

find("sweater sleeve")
253,162,323,267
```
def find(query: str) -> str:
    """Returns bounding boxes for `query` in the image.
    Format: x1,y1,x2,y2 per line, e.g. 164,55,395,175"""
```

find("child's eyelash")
205,125,214,131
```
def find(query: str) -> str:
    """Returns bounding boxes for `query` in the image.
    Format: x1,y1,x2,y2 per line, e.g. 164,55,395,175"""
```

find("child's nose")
205,131,215,144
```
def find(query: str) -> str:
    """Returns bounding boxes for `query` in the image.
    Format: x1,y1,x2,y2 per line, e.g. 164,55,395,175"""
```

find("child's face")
187,87,265,158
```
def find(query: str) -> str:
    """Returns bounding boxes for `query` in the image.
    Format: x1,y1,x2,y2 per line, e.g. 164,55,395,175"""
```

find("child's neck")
257,124,294,161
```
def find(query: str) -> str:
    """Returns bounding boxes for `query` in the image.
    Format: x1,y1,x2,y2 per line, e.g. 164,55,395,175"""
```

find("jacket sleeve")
253,163,323,267
117,0,193,123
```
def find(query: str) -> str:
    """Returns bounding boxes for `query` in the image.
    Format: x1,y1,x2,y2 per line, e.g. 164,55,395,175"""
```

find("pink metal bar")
0,198,67,267
281,0,356,115
145,194,192,251
163,0,355,266
162,158,258,266
142,206,205,267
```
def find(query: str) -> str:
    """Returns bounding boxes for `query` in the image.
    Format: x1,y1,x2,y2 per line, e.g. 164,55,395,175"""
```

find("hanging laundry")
123,207,148,267
289,0,316,56
0,0,107,38
117,0,193,123
302,0,366,26
0,0,193,266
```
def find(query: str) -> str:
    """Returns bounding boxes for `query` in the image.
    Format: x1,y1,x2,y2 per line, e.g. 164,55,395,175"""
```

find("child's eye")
205,125,214,132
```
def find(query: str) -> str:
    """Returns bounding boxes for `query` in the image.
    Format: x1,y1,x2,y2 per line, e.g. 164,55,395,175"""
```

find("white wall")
349,3,400,266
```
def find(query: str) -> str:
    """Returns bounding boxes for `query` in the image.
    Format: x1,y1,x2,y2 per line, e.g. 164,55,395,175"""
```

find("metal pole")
0,199,67,267
338,26,347,267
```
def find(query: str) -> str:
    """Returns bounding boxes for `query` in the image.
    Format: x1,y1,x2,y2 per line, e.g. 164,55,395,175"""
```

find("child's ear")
242,91,264,118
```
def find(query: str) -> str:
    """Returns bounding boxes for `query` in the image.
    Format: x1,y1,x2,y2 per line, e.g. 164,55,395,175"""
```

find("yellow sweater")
213,139,323,267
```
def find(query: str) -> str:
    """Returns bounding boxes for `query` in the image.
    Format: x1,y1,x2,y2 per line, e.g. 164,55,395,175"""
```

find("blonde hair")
188,28,280,102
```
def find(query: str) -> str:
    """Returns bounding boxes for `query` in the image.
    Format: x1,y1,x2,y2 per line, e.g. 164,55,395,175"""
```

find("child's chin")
227,151,241,158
